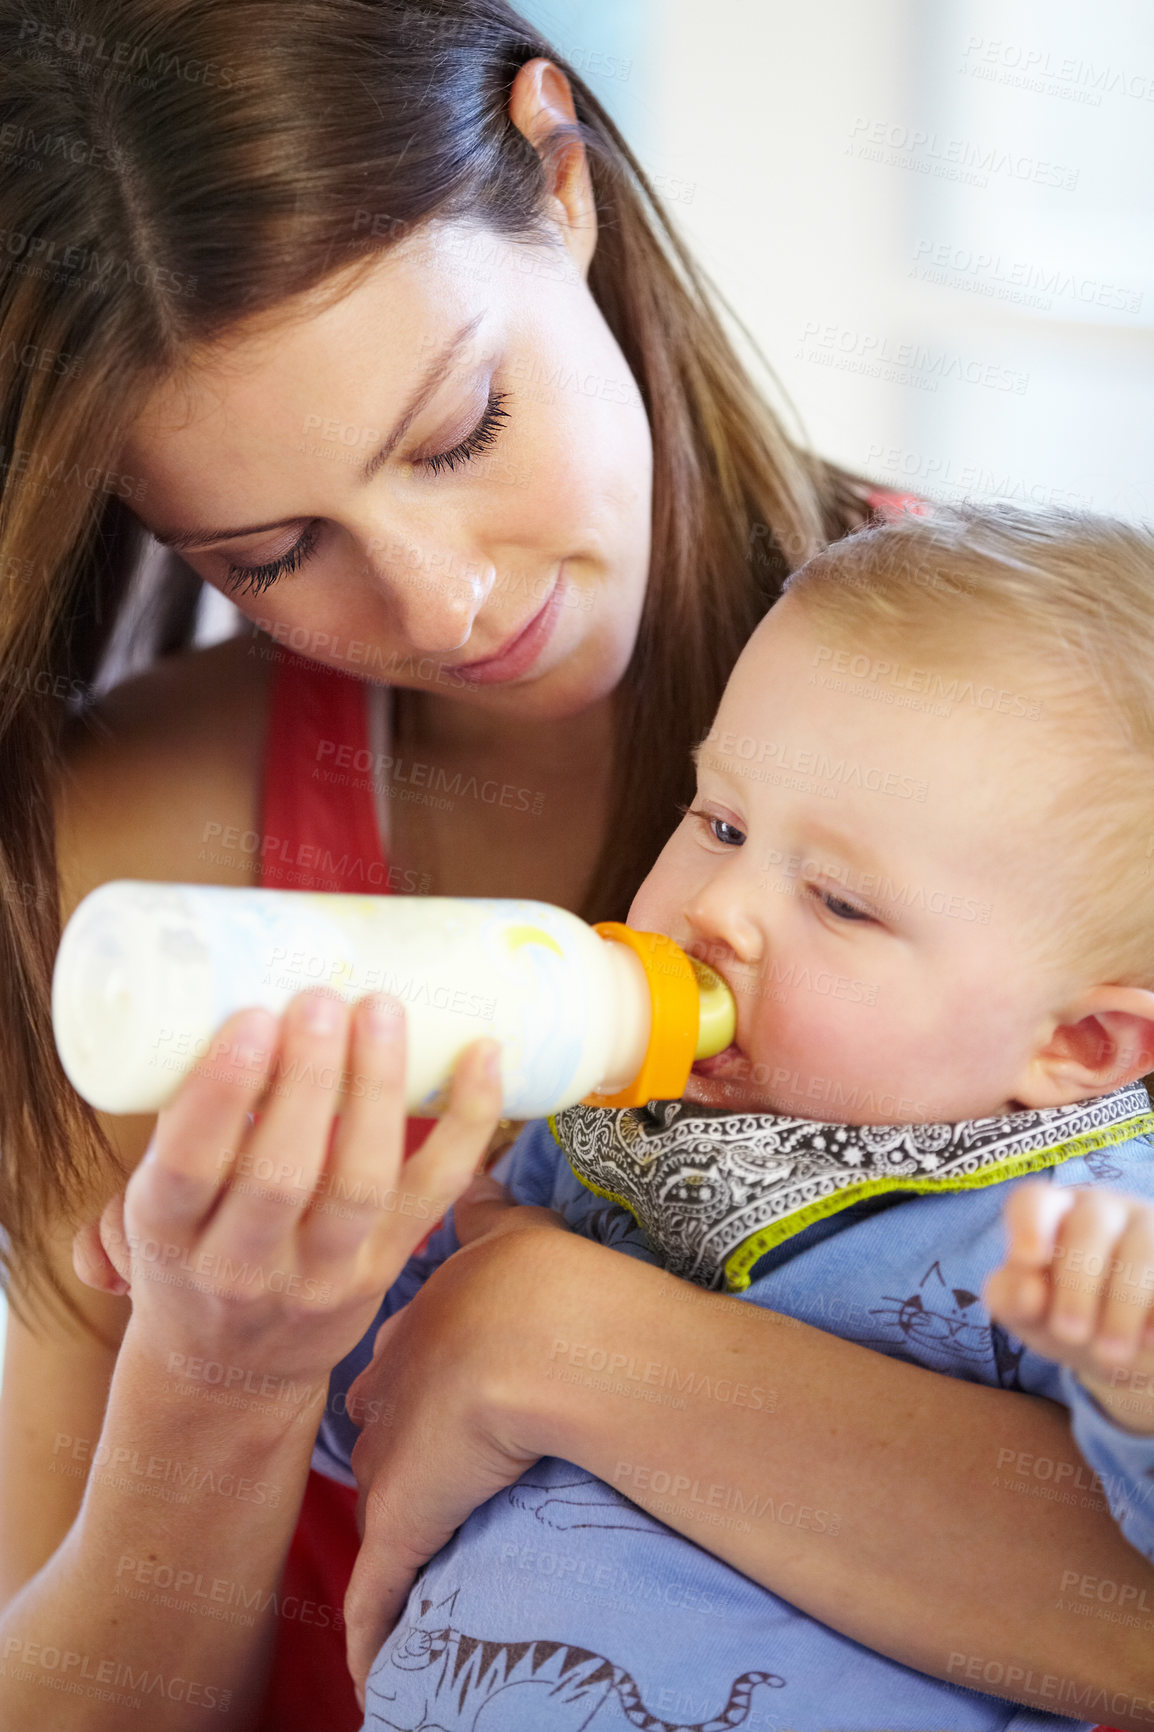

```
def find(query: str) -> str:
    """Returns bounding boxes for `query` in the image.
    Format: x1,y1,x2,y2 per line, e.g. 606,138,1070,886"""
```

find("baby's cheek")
744,980,834,1080
627,831,699,935
744,980,902,1105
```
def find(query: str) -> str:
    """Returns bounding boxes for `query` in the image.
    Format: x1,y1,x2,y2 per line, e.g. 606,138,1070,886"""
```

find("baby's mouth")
690,1039,748,1080
684,951,750,1082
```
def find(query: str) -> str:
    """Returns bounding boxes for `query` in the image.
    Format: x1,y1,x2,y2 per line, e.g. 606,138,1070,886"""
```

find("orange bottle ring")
582,923,699,1109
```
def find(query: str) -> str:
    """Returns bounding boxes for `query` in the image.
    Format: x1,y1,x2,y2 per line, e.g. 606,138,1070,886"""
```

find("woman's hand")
72,990,502,1395
343,1188,567,1698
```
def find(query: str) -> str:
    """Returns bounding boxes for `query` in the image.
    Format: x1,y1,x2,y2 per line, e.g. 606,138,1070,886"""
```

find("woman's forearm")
511,1233,1154,1721
0,1321,324,1731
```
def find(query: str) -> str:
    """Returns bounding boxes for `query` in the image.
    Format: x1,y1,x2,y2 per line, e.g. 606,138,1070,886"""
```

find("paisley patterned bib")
550,1083,1154,1293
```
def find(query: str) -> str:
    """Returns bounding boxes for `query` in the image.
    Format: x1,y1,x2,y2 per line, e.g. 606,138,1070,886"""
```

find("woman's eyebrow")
361,310,485,482
148,312,486,551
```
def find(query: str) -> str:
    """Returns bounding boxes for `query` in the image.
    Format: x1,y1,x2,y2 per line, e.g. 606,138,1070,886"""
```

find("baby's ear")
1014,986,1154,1109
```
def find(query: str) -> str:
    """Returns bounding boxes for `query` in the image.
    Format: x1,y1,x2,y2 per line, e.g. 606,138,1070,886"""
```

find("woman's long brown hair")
0,0,873,1319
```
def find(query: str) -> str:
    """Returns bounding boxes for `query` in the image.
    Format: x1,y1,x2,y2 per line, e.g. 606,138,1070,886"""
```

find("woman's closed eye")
223,388,512,598
413,387,510,477
224,521,322,597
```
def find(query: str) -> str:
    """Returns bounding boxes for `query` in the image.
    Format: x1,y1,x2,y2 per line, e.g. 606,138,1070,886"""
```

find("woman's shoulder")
56,628,273,914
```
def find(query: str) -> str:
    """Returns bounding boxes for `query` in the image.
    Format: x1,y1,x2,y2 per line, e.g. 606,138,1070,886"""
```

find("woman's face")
121,217,653,720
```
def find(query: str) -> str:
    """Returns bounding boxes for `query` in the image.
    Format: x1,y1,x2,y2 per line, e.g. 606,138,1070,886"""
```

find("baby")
631,501,1154,1439
318,503,1154,1732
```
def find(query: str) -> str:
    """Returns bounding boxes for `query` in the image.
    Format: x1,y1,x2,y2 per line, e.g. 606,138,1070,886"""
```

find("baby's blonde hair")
783,503,1154,986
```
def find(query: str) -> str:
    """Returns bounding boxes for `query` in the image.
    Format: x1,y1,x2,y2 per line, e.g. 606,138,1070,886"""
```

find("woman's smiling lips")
452,569,567,685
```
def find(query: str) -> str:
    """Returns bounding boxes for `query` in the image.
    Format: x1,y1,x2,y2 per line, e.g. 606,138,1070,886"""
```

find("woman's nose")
361,533,495,654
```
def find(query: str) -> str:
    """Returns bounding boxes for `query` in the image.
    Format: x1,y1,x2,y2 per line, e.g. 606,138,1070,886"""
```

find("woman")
0,1,1146,1727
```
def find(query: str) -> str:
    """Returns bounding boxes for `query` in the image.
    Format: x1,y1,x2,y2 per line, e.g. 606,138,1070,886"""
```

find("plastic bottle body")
52,882,654,1118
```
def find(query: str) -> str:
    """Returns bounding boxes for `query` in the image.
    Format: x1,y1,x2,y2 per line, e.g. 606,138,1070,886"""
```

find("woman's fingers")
72,1203,129,1296
299,996,408,1269
298,1007,503,1280
344,1404,523,1702
97,1191,133,1285
122,992,504,1324
129,1007,278,1245
341,1225,551,1699
344,1481,450,1704
200,992,356,1264
393,1038,503,1208
364,1038,503,1267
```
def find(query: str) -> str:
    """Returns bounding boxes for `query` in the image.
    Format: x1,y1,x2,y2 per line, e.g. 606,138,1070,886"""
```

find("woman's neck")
387,685,618,910
404,687,616,776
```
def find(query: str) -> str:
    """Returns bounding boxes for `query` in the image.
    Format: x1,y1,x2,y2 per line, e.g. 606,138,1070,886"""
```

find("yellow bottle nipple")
689,956,737,1059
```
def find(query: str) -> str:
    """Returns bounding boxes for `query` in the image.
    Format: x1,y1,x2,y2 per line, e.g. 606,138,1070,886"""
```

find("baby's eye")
814,887,873,922
686,806,745,847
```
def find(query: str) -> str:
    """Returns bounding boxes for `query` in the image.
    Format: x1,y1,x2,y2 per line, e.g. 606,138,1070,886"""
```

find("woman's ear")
508,58,598,274
1013,985,1154,1109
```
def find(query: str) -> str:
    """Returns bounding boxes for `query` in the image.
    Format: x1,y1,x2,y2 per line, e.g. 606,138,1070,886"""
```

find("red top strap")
258,645,388,894
865,485,925,520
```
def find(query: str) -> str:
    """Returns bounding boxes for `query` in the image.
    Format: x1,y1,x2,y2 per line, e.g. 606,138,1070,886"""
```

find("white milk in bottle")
53,882,736,1118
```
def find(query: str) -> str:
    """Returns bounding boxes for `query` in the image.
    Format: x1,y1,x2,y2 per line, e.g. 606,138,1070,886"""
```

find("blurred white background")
637,0,1153,521
574,0,1152,512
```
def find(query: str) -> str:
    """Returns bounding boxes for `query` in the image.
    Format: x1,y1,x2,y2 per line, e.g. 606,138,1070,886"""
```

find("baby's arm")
985,1181,1154,1434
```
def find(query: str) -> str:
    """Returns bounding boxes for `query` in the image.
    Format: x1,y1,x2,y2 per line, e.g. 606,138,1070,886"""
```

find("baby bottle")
52,882,736,1118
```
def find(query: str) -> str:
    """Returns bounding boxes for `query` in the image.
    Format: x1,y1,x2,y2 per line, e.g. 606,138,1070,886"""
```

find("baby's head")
631,504,1154,1124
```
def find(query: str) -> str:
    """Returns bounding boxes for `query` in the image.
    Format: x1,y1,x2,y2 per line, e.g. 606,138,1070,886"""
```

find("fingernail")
368,995,403,1038
303,993,341,1032
235,1009,276,1060
481,1041,502,1081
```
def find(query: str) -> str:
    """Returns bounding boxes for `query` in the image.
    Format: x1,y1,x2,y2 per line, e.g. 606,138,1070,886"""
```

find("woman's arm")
0,1304,325,1729
0,673,312,1726
346,1218,1154,1729
0,994,501,1732
0,1109,318,1731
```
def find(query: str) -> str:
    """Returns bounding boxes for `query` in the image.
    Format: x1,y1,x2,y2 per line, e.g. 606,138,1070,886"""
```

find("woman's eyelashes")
415,387,510,476
222,387,512,597
225,521,321,597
